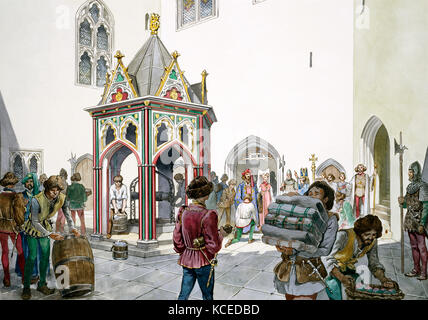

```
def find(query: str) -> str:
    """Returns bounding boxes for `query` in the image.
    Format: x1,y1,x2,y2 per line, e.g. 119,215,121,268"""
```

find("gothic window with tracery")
179,125,189,146
96,56,107,87
177,0,217,30
125,122,137,146
156,122,169,148
105,125,115,146
29,156,38,174
76,1,114,87
79,52,92,85
13,155,24,180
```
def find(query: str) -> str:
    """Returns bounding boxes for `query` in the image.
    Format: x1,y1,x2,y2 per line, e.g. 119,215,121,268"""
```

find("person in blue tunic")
234,169,259,233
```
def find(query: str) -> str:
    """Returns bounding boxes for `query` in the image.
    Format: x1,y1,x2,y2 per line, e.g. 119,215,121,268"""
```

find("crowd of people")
0,169,88,300
173,160,428,300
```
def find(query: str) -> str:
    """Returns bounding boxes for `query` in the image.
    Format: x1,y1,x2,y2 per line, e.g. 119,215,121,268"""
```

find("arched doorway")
361,115,391,237
224,135,281,196
99,140,142,237
316,158,347,182
153,141,196,222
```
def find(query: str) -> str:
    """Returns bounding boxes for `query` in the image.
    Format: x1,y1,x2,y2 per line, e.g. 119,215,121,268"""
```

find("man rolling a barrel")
273,181,339,300
21,175,80,300
323,214,395,300
173,176,229,300
107,175,127,239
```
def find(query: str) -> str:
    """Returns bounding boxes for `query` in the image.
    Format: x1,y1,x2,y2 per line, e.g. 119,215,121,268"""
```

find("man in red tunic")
173,176,227,300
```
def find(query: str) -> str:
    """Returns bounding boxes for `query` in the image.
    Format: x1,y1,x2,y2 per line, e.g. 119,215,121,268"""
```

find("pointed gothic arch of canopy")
97,140,142,235
153,140,197,167
224,135,282,192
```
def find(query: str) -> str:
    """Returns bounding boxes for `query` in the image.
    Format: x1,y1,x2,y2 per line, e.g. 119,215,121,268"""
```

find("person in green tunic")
66,172,88,235
21,175,80,300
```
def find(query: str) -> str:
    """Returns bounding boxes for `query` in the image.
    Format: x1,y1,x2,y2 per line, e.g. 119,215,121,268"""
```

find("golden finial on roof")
201,70,208,104
172,51,180,60
114,50,125,61
150,13,160,35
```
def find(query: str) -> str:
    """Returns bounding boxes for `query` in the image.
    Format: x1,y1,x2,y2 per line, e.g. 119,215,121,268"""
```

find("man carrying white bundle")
271,181,338,300
225,194,258,247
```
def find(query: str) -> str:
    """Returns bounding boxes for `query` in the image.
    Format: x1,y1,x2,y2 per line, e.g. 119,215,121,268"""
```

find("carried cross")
309,154,318,183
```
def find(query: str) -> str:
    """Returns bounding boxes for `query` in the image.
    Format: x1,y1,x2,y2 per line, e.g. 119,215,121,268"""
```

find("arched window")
125,123,137,146
105,125,115,146
76,1,114,87
177,0,218,30
179,125,189,146
156,122,169,147
96,56,107,87
13,155,24,180
29,155,38,174
79,52,92,85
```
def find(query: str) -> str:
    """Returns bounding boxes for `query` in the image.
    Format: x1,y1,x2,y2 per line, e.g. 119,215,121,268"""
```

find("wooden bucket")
112,213,128,234
52,235,94,298
111,240,128,260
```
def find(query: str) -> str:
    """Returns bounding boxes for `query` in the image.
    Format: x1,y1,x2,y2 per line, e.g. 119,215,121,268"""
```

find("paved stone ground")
1,231,428,300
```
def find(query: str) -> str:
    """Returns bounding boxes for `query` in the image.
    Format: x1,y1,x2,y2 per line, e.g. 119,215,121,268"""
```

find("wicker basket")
345,282,405,300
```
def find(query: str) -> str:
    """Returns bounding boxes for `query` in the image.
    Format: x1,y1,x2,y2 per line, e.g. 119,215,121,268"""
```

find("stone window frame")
176,0,219,31
75,0,114,88
9,150,44,179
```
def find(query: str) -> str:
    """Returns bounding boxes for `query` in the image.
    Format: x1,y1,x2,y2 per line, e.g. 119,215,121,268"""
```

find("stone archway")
99,141,142,236
361,115,391,237
316,158,347,182
224,135,281,197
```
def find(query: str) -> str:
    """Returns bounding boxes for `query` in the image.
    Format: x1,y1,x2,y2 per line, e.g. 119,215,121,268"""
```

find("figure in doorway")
107,175,128,239
67,172,88,235
326,173,337,192
350,164,375,219
398,161,428,280
173,173,186,208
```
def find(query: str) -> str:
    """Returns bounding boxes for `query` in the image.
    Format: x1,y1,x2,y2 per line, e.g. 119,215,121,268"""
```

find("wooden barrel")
52,235,94,298
112,213,128,234
111,240,128,260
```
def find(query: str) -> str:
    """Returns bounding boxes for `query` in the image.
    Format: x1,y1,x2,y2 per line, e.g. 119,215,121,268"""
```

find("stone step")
126,222,175,234
381,199,390,206
375,204,391,214
88,237,175,258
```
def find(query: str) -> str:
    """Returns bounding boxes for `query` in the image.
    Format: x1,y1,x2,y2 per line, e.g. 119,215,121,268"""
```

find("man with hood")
16,173,41,283
398,161,428,280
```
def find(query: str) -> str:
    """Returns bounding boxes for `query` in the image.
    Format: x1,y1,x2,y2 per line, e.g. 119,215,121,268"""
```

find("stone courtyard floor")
1,230,428,300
